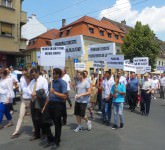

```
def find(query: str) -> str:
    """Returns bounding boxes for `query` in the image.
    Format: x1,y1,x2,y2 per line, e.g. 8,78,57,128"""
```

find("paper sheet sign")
40,46,65,67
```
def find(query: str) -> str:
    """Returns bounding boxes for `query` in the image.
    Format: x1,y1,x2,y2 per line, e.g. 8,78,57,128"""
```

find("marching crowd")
0,66,165,149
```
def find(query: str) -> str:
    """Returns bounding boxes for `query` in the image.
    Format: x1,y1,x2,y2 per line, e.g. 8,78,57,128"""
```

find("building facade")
0,0,27,68
25,29,59,67
51,16,125,77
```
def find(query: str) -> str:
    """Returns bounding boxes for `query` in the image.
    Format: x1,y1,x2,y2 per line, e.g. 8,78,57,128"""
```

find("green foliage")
121,21,160,69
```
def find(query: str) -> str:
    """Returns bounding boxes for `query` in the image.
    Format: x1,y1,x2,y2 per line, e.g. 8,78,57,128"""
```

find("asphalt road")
0,96,165,150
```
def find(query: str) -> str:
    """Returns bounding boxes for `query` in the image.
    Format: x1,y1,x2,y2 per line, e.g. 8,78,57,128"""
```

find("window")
107,33,112,38
66,30,70,36
59,32,63,37
2,0,12,8
121,36,124,40
115,34,119,39
45,40,51,45
89,28,94,34
117,49,120,53
100,30,104,36
1,23,12,37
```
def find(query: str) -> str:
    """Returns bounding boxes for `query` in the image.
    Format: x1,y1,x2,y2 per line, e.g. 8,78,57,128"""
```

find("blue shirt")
49,78,67,102
110,83,126,103
127,78,138,92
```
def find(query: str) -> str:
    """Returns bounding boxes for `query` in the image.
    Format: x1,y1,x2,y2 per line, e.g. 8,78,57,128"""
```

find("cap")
144,73,149,77
98,71,102,75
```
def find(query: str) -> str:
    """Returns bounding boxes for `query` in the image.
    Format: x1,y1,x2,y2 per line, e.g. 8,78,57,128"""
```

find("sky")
22,0,165,41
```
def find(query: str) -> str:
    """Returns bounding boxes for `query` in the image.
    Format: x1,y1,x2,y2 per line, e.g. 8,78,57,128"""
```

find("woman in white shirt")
0,70,14,129
11,73,34,138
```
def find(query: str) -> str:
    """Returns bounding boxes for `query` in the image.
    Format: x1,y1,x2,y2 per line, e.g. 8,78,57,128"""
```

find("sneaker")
97,111,102,114
120,123,124,129
112,125,118,130
74,126,82,132
87,120,92,130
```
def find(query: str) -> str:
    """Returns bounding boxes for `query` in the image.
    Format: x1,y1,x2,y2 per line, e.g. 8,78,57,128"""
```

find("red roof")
61,16,124,33
27,29,59,50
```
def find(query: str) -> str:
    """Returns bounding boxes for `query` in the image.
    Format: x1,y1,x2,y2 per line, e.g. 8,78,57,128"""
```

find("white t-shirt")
102,77,115,99
62,74,71,91
152,79,159,89
119,76,127,86
160,77,165,87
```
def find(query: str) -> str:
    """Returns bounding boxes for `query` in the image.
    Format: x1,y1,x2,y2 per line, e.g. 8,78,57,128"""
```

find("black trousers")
30,101,46,138
97,93,102,111
141,90,151,115
128,91,138,110
46,101,65,145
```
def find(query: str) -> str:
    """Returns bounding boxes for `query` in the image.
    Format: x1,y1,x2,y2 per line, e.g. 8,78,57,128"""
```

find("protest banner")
107,55,124,69
51,35,84,58
93,61,105,68
136,66,151,74
156,66,165,71
124,59,130,64
40,46,65,68
123,63,136,72
75,63,85,71
88,43,115,61
133,57,149,66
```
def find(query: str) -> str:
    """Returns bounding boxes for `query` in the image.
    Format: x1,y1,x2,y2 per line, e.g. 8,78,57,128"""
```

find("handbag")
35,89,47,109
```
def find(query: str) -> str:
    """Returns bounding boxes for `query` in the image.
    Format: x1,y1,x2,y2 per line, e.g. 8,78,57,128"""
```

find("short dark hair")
53,68,62,77
78,71,86,78
30,68,40,74
106,70,111,75
3,70,8,76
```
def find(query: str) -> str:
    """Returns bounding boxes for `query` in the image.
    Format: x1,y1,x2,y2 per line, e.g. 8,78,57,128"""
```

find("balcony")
20,11,27,25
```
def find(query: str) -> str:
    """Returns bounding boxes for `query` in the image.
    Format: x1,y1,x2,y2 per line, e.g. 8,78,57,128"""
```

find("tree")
121,21,160,69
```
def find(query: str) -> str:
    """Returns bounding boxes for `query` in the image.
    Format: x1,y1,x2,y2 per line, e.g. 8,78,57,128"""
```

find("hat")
98,71,102,75
144,73,149,77
153,75,157,78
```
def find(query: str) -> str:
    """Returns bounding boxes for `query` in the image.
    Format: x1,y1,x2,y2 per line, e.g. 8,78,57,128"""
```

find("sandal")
11,133,20,139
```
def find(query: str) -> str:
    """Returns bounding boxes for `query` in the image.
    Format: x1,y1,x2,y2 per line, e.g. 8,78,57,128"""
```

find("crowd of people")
0,66,165,149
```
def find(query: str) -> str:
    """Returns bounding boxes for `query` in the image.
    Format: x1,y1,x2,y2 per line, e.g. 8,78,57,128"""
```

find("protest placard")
123,63,136,72
51,35,84,58
107,55,124,69
75,63,85,71
40,46,65,67
88,43,115,61
93,61,105,68
133,57,149,66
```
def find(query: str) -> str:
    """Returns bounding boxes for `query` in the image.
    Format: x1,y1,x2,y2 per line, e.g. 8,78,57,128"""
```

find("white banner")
88,43,116,61
51,35,84,58
133,57,149,66
145,66,151,73
93,61,105,68
40,46,65,67
75,63,85,71
156,66,165,71
136,66,151,74
107,55,124,69
124,59,130,64
124,63,136,72
36,52,41,65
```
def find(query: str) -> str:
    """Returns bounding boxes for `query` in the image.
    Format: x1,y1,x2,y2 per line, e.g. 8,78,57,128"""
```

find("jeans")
102,98,112,122
0,103,12,123
113,102,124,126
160,86,165,99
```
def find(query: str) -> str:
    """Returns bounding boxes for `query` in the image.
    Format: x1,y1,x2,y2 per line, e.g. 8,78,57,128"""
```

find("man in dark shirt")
127,72,139,112
42,68,67,148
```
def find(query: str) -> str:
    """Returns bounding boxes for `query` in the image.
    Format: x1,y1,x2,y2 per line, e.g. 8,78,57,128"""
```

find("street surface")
0,95,165,150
